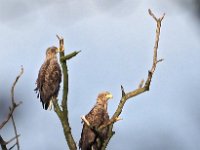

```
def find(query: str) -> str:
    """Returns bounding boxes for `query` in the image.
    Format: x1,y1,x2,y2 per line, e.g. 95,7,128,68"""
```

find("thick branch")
53,35,78,150
101,9,165,150
98,117,122,131
0,136,7,150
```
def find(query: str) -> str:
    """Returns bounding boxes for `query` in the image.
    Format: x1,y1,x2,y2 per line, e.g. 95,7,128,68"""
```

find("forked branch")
101,9,165,150
0,67,23,130
0,67,23,150
53,35,80,150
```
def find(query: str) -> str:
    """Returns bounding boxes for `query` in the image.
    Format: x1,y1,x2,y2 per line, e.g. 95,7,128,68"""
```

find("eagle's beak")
56,47,60,53
106,93,113,100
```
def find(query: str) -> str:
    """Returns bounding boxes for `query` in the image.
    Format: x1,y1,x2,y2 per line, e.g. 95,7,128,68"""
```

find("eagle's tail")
45,101,50,110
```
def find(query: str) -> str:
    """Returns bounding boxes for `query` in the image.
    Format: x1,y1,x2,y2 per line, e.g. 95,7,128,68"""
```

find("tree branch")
5,135,20,145
10,115,19,150
0,67,23,150
60,51,81,62
9,67,23,150
0,136,7,150
53,35,80,150
0,102,22,130
101,9,165,150
0,67,23,130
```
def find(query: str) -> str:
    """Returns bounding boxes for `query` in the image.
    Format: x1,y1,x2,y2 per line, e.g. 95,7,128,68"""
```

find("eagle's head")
97,91,113,104
46,46,59,59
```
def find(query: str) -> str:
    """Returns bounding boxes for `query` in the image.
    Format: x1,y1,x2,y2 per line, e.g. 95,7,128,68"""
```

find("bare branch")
5,135,20,145
8,67,24,150
11,67,24,104
0,134,20,150
148,9,165,22
10,115,19,150
0,102,22,129
157,58,164,63
99,117,122,131
101,9,165,149
53,35,78,150
0,67,23,129
56,35,65,52
121,85,126,97
0,135,7,150
60,50,81,62
81,115,122,135
9,143,17,150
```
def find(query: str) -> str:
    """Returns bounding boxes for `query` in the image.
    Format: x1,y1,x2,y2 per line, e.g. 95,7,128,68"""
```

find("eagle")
79,91,113,150
35,46,62,110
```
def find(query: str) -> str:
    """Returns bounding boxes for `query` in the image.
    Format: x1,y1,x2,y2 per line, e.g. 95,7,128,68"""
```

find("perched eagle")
35,46,62,110
79,91,113,150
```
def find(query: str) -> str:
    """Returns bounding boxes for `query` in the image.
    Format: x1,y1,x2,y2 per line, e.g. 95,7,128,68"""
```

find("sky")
0,0,200,150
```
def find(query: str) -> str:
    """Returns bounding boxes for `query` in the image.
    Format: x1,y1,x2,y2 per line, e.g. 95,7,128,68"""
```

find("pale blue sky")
0,1,200,150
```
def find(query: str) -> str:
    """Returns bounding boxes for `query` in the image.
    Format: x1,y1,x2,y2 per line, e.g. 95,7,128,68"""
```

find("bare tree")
0,67,24,150
52,9,165,150
0,9,165,150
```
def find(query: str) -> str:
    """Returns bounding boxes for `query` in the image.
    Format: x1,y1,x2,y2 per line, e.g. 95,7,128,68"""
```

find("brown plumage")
35,46,61,110
79,92,113,150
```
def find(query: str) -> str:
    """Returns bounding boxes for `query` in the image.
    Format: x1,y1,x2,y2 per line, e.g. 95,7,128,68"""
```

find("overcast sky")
0,0,200,150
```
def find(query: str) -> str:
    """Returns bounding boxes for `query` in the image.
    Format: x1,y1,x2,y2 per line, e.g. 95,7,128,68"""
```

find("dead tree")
53,9,165,150
0,67,23,150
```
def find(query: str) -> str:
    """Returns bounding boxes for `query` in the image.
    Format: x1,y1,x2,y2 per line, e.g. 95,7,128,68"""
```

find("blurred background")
0,0,200,149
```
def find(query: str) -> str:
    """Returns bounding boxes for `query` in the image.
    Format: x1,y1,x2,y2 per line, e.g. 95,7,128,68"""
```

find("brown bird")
35,46,62,110
79,91,113,150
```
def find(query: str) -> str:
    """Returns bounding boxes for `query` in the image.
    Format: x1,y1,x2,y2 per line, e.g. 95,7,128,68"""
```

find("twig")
9,143,17,150
0,102,22,129
0,67,23,130
101,9,165,150
5,135,20,145
121,85,126,97
10,115,19,150
56,35,65,52
60,50,81,62
0,67,23,150
11,67,24,105
10,67,23,150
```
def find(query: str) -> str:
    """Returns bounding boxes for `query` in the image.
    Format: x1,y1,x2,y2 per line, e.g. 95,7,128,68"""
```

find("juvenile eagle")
79,91,113,150
35,46,61,110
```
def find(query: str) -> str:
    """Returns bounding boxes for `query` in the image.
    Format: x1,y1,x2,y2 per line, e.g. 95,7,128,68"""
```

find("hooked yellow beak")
106,93,113,99
56,47,60,53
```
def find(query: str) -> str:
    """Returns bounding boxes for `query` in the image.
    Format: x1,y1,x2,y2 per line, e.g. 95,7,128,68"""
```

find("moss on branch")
60,51,81,62
53,35,80,150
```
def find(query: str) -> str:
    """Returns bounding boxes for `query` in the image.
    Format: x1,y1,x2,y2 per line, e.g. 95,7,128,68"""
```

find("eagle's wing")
35,59,50,108
79,106,109,150
35,58,61,109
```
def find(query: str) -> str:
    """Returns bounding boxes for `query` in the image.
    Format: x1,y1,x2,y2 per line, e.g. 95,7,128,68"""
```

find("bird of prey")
35,46,61,110
79,91,113,150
